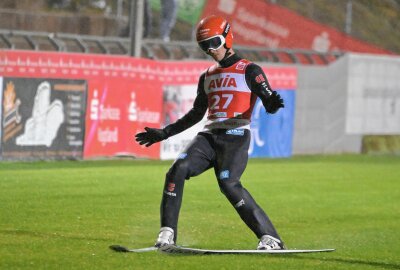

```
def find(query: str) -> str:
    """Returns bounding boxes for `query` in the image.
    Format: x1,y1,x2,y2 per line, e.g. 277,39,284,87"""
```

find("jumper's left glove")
135,127,168,147
264,91,284,114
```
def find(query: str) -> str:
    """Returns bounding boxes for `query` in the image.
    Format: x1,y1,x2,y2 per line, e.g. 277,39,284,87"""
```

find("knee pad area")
218,180,243,199
218,181,258,211
166,160,191,181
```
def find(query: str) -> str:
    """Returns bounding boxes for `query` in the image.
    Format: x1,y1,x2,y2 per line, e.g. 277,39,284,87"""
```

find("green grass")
0,155,399,270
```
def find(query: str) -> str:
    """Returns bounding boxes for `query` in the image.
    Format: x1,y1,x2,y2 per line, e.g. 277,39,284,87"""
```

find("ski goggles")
198,35,226,52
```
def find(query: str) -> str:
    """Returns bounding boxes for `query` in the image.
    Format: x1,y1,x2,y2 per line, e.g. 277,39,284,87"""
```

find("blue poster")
249,90,296,158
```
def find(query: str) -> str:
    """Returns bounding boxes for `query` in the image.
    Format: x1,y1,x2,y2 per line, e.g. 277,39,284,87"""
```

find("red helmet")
196,15,233,51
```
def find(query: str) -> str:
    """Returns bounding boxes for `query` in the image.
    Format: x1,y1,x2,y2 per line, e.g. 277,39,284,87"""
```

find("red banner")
1,50,297,159
202,0,393,55
83,78,161,159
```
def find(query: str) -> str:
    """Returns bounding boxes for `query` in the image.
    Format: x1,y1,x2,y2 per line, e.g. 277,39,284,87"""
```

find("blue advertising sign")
249,90,296,158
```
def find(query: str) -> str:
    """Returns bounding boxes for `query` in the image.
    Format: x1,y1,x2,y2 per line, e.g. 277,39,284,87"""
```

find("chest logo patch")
208,75,237,90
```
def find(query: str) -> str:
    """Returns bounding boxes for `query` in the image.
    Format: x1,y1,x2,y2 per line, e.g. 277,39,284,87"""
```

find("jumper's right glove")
135,127,168,147
264,91,284,114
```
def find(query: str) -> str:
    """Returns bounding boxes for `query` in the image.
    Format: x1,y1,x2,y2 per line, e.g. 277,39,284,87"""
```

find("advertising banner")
1,78,86,160
0,50,296,160
202,0,392,55
84,78,162,159
249,90,295,158
0,50,169,160
248,67,296,158
82,58,209,159
160,84,207,160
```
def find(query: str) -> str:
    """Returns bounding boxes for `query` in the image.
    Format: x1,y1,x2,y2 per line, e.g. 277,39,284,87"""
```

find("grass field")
0,155,399,270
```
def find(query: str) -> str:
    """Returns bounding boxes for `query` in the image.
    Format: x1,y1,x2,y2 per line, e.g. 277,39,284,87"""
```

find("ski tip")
109,245,130,252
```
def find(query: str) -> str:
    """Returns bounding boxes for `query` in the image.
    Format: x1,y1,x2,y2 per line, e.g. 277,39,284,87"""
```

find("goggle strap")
222,22,230,38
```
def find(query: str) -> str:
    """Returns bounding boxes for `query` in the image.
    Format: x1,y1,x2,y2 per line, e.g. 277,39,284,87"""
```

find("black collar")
218,53,242,68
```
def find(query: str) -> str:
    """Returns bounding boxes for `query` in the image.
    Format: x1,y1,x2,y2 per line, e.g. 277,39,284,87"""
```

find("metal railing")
0,29,344,64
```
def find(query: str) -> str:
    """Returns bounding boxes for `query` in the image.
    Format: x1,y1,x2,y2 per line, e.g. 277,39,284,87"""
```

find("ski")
159,245,335,255
109,245,157,253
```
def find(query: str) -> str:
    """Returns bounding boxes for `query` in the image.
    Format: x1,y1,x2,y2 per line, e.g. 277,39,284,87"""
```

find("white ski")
109,245,157,253
159,245,335,255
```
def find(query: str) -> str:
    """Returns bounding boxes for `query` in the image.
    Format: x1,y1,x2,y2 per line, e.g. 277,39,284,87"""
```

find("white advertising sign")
160,84,207,160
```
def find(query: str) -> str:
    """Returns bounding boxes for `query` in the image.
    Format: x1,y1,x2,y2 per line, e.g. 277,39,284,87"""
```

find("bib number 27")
210,94,233,110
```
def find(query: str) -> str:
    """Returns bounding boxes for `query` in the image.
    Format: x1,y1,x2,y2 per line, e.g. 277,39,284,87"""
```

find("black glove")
135,127,168,147
264,91,284,114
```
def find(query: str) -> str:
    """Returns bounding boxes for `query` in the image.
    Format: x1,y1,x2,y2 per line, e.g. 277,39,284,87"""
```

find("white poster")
160,84,207,160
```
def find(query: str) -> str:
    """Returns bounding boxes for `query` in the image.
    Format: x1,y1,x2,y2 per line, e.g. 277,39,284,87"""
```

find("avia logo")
208,75,237,89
